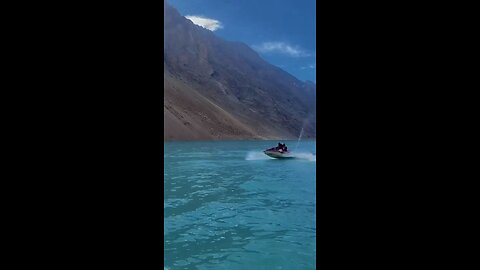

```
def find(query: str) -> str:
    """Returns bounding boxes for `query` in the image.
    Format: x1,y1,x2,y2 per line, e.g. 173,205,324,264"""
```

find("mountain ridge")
164,1,316,140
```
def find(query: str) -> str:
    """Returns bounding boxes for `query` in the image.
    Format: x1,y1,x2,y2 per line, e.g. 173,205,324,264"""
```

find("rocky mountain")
164,1,316,140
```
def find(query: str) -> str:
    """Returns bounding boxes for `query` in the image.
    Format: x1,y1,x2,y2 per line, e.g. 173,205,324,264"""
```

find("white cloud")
185,15,223,31
252,42,311,57
301,64,316,70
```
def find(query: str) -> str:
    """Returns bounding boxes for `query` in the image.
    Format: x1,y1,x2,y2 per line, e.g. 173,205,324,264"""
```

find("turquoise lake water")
164,140,316,270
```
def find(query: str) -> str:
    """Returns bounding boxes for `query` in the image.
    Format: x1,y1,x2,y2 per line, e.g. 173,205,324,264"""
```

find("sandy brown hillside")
164,1,316,140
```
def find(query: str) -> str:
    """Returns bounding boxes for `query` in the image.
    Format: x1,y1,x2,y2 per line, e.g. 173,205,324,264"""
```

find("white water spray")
295,127,304,151
295,119,309,151
245,151,272,160
245,150,315,162
292,152,316,161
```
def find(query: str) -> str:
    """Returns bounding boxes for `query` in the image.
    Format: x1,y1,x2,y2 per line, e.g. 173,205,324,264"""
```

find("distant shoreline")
164,138,317,142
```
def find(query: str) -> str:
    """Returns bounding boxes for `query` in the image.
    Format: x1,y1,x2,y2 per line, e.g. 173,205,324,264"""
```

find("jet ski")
264,143,295,159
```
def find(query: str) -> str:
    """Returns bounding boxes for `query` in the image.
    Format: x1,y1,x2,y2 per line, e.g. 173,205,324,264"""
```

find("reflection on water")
164,140,316,270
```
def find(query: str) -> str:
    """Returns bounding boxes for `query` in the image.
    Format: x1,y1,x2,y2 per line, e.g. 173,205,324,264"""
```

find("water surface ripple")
164,140,316,269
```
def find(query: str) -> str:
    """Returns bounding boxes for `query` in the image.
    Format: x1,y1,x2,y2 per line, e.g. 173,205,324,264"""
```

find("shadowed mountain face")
164,1,316,140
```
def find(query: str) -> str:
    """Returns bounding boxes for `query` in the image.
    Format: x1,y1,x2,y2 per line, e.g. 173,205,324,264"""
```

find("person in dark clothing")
274,142,288,152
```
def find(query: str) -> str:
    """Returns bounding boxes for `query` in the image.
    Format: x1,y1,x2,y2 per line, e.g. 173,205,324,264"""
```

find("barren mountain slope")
164,1,316,140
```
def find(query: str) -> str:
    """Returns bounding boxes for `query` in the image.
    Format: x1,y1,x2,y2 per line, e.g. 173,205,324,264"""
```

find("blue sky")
168,0,316,83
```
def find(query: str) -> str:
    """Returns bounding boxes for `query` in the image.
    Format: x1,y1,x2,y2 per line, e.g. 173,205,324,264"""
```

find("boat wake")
292,152,316,161
245,151,316,161
246,151,273,160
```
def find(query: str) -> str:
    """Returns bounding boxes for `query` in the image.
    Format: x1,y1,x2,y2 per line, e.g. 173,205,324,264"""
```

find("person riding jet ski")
277,142,283,150
275,142,288,152
264,143,293,158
